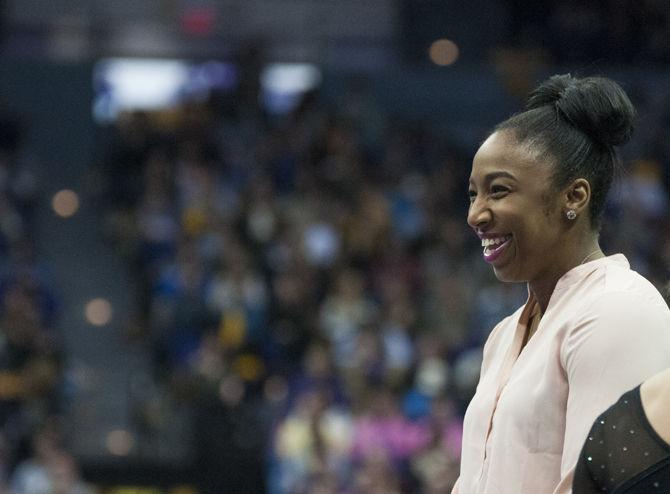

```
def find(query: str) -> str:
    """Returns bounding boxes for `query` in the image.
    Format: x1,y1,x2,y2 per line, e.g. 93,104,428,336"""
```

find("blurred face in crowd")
467,130,567,285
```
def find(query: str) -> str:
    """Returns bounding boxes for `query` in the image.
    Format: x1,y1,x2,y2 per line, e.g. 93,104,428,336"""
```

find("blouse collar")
554,253,629,291
525,253,629,308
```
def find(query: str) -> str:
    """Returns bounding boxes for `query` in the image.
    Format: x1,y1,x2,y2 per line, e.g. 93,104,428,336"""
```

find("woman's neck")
529,240,604,312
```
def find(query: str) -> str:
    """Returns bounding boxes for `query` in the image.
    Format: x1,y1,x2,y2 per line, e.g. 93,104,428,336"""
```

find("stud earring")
566,210,577,220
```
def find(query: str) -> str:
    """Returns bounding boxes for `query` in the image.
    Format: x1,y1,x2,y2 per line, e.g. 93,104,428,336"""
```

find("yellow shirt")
453,254,670,494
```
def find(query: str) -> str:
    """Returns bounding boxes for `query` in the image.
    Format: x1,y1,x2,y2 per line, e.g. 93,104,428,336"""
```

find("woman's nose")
467,198,491,229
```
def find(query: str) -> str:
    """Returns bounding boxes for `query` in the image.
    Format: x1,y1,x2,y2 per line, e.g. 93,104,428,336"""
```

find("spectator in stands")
273,387,353,494
11,422,93,494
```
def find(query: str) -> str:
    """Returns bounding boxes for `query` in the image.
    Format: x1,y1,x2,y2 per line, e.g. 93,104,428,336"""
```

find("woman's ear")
564,178,591,217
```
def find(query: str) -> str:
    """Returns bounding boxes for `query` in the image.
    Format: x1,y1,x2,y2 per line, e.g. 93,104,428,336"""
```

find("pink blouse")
453,255,670,494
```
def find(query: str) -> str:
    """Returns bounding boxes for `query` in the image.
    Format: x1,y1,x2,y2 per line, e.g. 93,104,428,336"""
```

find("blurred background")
0,0,668,493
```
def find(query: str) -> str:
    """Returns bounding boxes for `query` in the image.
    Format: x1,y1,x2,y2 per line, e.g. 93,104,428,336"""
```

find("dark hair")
495,73,636,229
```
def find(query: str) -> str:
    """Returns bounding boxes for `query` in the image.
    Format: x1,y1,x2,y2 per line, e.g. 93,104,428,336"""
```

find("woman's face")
467,131,565,284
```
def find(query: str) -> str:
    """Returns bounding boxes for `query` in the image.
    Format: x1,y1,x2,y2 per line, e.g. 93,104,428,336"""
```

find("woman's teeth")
481,235,512,250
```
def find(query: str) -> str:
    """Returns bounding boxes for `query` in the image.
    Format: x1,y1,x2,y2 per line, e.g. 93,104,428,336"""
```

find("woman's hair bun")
525,73,635,147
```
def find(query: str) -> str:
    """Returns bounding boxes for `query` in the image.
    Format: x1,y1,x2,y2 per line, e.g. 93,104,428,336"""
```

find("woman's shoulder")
556,255,664,312
568,283,670,345
600,259,667,305
571,260,670,318
640,367,670,447
558,267,670,367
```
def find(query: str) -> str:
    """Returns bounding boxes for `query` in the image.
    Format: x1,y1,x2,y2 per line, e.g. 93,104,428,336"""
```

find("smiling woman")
452,74,670,494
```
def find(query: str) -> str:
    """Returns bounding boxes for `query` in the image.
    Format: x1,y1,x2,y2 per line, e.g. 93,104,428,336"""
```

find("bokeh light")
428,38,460,66
263,375,289,404
106,429,134,456
52,189,80,218
219,374,245,406
85,298,113,326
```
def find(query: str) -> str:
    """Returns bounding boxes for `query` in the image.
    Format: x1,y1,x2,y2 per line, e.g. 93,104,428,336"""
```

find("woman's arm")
640,366,670,446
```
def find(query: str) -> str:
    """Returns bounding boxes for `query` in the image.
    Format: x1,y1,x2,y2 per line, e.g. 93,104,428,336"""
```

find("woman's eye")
490,185,509,197
468,190,477,203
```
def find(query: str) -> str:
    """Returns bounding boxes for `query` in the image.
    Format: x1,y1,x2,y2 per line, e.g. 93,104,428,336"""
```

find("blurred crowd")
0,115,94,493
98,64,670,493
502,0,670,63
99,86,516,493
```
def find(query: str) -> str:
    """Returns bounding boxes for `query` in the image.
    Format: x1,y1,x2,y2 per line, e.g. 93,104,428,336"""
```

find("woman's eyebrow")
469,170,517,186
484,171,516,182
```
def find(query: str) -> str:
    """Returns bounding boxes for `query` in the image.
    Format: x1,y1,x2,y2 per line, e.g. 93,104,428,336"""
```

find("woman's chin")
492,264,522,283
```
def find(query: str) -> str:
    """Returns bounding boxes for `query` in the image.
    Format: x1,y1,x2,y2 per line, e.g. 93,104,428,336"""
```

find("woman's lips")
482,236,512,263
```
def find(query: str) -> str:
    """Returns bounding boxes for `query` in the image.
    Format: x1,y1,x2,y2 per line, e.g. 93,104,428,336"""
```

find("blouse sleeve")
555,291,670,493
